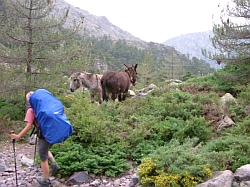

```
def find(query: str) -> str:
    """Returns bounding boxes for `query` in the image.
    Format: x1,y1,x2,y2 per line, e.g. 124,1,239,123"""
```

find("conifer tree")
139,52,154,87
0,0,86,99
207,0,250,84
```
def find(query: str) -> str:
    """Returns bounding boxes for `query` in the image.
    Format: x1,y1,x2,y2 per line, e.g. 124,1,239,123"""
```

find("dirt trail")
1,139,36,160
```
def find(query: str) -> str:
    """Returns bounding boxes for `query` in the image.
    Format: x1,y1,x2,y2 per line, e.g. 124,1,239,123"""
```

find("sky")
64,0,228,43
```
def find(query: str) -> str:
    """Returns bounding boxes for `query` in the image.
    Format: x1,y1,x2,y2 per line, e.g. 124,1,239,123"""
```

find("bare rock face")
196,170,234,187
234,164,250,182
53,0,142,41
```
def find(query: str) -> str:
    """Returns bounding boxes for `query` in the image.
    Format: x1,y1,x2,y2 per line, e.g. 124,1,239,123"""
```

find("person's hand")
11,133,20,140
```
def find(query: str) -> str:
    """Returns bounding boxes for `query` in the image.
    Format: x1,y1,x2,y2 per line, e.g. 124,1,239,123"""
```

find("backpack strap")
30,126,36,137
28,106,39,136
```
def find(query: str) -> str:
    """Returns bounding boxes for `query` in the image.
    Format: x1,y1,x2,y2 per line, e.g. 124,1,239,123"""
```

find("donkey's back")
101,64,137,102
102,71,130,92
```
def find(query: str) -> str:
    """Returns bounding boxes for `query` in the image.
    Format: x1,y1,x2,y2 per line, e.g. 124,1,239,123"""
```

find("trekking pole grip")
11,130,15,143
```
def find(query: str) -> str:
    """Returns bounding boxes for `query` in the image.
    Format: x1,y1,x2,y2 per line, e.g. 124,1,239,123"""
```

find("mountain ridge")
54,0,143,41
54,0,218,70
163,30,222,69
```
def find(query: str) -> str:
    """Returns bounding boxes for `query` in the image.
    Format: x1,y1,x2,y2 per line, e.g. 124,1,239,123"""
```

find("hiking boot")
51,162,61,176
36,178,51,187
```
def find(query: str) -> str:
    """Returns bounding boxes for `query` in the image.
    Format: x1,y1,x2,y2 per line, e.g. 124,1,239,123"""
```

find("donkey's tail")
101,77,108,101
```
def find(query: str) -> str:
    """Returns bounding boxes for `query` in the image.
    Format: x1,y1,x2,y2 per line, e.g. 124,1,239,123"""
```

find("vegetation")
86,36,215,88
1,0,250,186
0,0,216,103
0,0,85,100
203,0,250,85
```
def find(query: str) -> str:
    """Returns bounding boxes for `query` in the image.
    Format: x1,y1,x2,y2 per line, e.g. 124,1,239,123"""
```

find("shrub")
59,94,76,108
2,76,250,180
174,116,213,144
236,84,250,105
138,138,212,187
203,134,250,172
232,116,250,134
52,142,131,177
0,98,25,121
228,104,246,123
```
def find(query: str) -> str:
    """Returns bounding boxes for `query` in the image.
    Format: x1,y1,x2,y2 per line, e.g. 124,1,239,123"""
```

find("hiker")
11,91,61,187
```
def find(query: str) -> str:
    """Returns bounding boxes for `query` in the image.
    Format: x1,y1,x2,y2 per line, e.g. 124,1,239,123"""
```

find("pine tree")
0,0,86,99
203,0,250,84
140,52,154,87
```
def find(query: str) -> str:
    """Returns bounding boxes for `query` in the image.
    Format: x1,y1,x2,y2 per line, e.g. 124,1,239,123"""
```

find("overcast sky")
64,0,228,43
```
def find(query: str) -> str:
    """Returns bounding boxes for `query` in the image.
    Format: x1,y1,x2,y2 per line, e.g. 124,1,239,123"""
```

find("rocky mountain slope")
53,0,220,70
163,31,223,69
54,0,142,42
54,0,222,69
0,0,222,70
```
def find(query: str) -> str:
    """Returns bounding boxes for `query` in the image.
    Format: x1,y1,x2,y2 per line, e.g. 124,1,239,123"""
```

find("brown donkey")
101,64,138,102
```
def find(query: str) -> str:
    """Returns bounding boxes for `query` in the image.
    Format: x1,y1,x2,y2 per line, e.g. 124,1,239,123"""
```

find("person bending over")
11,91,61,187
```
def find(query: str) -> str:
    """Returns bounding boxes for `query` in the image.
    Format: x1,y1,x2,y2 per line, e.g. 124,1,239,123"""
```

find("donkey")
70,72,103,104
101,64,138,102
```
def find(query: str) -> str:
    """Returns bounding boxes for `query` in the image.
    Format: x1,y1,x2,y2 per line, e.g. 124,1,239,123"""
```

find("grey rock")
196,170,234,187
235,164,250,181
65,171,89,185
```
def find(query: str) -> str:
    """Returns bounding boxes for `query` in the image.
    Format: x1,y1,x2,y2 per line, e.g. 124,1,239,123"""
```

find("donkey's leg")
118,94,122,101
104,90,109,101
90,93,95,103
111,93,116,101
97,92,103,104
122,92,127,101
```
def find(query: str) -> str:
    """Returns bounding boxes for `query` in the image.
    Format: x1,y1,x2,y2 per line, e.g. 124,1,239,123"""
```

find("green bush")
128,140,160,164
0,98,25,120
138,138,212,187
228,104,246,122
2,76,250,181
192,92,218,105
203,134,250,172
59,94,76,108
174,116,212,144
152,117,185,142
232,116,250,135
186,72,236,93
51,142,131,177
236,84,250,105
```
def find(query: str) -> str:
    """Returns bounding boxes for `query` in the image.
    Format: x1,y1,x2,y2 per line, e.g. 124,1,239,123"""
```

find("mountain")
51,0,217,78
163,31,223,69
54,0,221,70
52,1,183,59
54,0,142,42
0,0,216,78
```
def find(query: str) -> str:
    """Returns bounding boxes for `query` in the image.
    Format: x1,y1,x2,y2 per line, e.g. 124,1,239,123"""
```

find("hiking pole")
11,130,18,186
33,134,37,167
29,127,37,166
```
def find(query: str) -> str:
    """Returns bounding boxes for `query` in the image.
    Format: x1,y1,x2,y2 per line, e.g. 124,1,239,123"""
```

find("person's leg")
48,151,55,163
36,139,51,186
48,151,61,176
40,158,50,178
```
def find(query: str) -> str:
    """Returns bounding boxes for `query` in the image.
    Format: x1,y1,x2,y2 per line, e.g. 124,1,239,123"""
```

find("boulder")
220,93,237,107
196,170,234,187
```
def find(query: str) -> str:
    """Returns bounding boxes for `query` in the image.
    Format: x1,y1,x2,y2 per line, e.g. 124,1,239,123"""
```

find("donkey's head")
124,64,138,86
69,72,81,92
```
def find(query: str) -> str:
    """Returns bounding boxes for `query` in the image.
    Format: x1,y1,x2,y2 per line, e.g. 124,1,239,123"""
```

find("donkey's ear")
124,64,128,68
134,64,138,70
